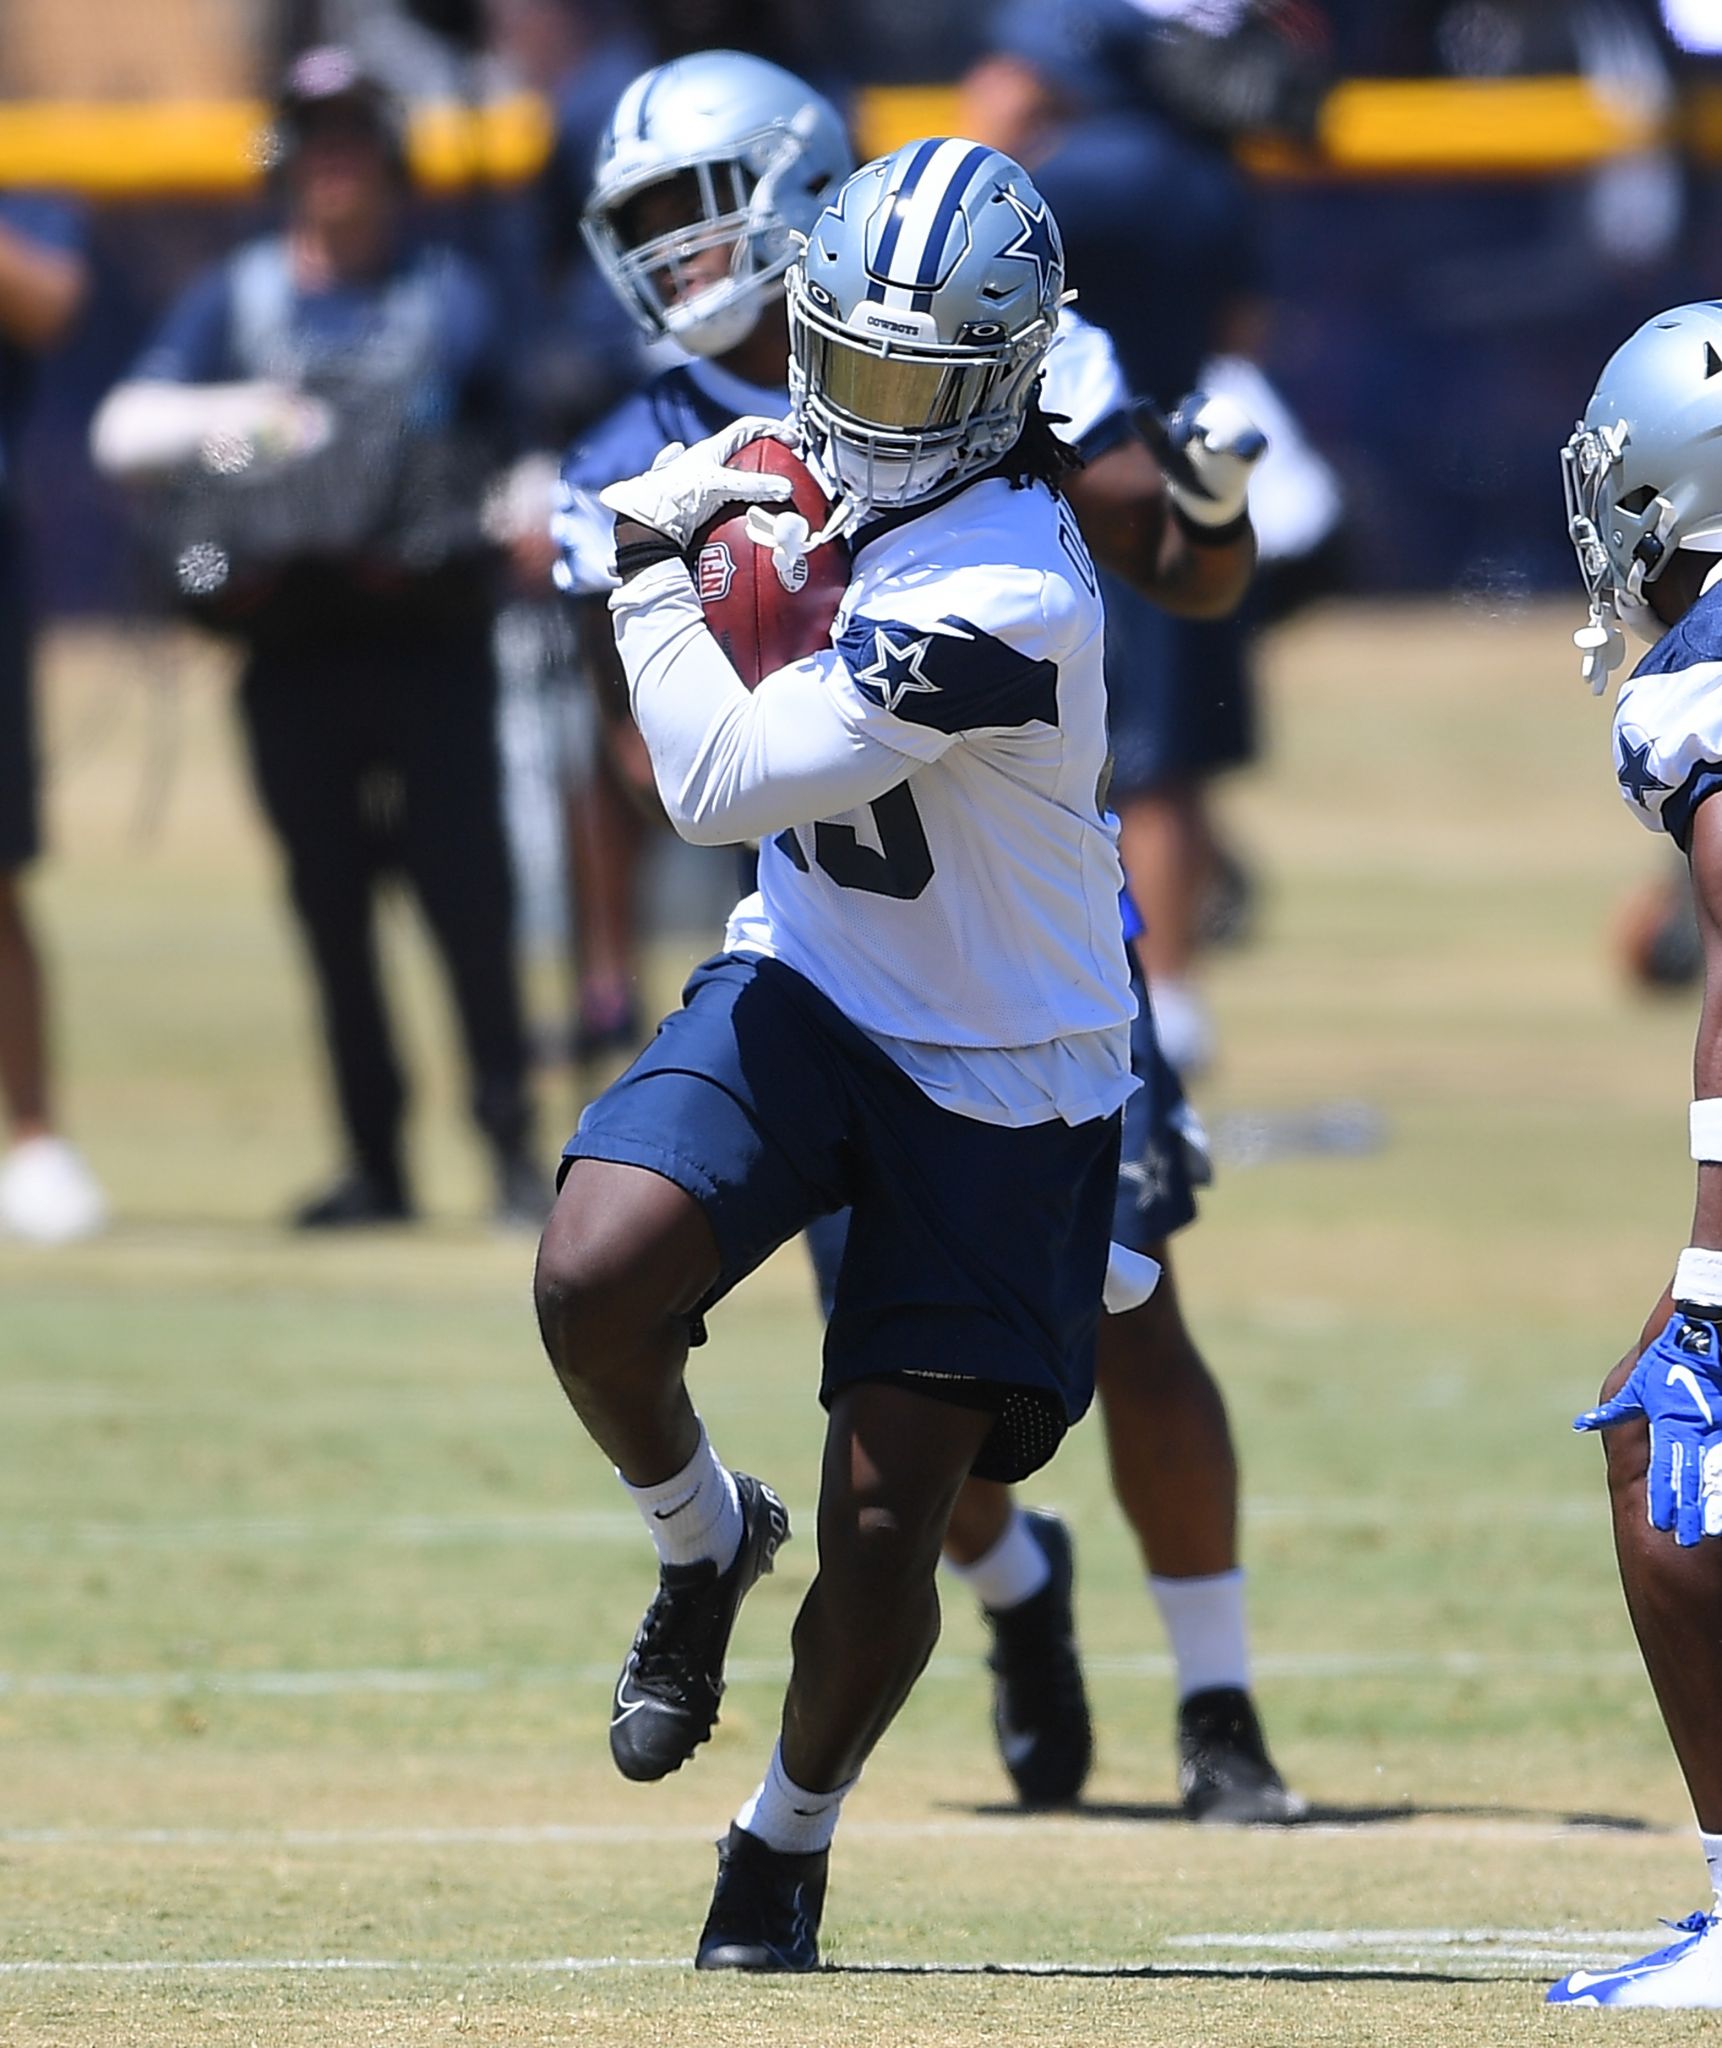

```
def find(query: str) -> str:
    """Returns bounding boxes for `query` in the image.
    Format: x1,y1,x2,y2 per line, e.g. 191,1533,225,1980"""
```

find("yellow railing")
0,77,1712,196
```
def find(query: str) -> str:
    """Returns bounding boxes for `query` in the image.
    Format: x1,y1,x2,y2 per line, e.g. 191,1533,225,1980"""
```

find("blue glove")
1576,1313,1722,1545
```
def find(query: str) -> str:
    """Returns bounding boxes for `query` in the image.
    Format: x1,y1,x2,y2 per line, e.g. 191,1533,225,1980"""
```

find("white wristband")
1692,1099,1722,1162
1674,1246,1722,1309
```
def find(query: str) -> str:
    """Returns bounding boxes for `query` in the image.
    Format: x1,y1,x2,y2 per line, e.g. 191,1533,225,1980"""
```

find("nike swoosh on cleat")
652,1500,694,1520
610,1665,671,1727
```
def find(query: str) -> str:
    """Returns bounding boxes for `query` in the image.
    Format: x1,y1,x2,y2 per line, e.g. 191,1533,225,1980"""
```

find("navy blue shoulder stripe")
1633,578,1722,680
840,611,1059,734
1661,761,1722,852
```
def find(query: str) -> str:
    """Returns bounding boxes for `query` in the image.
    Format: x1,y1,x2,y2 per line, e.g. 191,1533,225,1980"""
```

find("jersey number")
774,782,934,901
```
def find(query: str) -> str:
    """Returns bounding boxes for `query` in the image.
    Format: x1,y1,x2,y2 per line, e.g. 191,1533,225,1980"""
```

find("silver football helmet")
583,51,852,360
1563,301,1722,692
787,138,1067,516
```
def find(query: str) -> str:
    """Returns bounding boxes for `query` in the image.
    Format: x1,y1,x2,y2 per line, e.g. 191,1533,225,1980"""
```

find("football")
694,438,851,688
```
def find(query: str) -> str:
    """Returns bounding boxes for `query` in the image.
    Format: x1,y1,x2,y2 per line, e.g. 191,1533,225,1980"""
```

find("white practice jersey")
609,467,1134,1128
1610,563,1722,849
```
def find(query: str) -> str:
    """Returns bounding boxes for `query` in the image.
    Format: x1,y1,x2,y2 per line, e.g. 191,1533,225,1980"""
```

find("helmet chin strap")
1574,608,1626,695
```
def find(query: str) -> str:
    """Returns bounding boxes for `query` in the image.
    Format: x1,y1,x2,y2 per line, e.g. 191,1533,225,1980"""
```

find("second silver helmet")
584,51,852,360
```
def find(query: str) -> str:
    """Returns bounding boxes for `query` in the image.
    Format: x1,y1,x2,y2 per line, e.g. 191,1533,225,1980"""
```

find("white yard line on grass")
0,1649,1647,1699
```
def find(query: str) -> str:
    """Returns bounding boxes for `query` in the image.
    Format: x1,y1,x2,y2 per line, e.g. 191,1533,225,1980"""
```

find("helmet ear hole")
1618,486,1659,515
1706,341,1722,379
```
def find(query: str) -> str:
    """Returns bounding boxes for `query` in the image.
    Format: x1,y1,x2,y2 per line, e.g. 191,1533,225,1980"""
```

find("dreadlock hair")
998,390,1085,497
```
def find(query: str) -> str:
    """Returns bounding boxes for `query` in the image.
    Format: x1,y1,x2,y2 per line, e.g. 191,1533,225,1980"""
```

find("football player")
556,52,1301,1830
1547,302,1722,2008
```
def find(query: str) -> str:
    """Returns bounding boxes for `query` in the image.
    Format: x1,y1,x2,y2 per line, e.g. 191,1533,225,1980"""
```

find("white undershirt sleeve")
610,557,917,846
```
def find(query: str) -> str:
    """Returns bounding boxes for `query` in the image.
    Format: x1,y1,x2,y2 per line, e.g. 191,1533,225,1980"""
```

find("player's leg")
0,867,47,1134
239,652,410,1223
697,1068,1119,1969
391,628,539,1224
0,562,104,1243
943,1475,1092,1806
1549,1356,1722,2005
697,1380,991,1972
534,953,846,1785
1095,1249,1301,1821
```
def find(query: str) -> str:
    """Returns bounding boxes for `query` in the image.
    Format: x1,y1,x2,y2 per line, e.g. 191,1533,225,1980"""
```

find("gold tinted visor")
807,326,992,436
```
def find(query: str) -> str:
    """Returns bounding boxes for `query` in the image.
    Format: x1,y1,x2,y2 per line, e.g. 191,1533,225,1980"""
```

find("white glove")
599,415,796,550
1160,390,1268,530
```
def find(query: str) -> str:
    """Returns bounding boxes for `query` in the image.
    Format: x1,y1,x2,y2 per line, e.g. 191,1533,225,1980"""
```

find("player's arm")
1685,795,1722,1260
1064,398,1262,620
1577,792,1722,1541
0,215,87,353
609,527,913,847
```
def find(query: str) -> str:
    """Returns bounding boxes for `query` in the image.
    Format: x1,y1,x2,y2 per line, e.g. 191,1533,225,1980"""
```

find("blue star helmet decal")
1617,730,1671,807
855,626,953,713
995,185,1060,301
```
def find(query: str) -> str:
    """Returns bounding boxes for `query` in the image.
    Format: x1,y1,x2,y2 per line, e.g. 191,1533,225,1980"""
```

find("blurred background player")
91,48,539,1230
557,50,1299,1822
1548,302,1722,2008
959,0,1320,1077
0,193,108,1245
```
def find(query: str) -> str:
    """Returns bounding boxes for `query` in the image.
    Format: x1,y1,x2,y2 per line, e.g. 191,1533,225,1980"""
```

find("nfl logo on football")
697,541,735,602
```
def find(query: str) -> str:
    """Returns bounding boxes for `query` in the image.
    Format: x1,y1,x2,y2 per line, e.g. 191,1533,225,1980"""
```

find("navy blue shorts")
1102,569,1255,798
0,527,39,871
562,952,1121,1482
806,963,1199,1321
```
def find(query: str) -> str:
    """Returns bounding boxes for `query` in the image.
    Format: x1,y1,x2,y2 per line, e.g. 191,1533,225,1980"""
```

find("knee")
828,1495,948,1617
532,1172,710,1391
533,1224,641,1393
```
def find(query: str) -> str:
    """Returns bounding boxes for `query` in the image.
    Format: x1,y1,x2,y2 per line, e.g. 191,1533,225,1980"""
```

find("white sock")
619,1423,742,1572
944,1507,1051,1613
1700,1827,1722,1908
736,1741,856,1856
1150,1567,1251,1699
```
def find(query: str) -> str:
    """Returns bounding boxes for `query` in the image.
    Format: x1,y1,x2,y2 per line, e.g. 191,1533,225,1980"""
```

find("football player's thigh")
556,953,854,1307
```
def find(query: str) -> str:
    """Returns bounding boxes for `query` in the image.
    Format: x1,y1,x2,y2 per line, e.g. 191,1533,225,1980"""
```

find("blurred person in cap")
962,0,1330,1078
92,48,539,1230
0,197,108,1244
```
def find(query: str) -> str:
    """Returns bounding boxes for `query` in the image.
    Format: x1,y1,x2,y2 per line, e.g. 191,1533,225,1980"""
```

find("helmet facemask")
787,267,1054,518
1561,418,1679,692
583,109,831,360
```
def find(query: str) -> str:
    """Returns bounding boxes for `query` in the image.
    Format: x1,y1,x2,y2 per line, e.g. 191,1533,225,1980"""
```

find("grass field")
3,602,1717,2045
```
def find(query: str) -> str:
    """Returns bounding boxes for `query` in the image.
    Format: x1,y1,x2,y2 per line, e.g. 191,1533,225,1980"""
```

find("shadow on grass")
954,1798,1653,1832
820,1961,1516,1984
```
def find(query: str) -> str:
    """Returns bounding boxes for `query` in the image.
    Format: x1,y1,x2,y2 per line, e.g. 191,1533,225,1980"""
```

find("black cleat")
1177,1685,1307,1825
695,1824,826,1972
291,1169,413,1230
983,1509,1093,1808
609,1473,789,1783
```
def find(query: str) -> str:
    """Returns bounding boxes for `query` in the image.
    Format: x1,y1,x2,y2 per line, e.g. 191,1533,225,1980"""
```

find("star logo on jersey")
1617,731,1671,807
996,185,1059,300
857,627,943,713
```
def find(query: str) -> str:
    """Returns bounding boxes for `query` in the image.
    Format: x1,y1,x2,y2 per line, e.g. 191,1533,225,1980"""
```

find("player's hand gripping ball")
1577,1312,1722,1544
693,439,852,688
599,415,796,550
